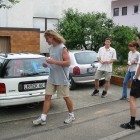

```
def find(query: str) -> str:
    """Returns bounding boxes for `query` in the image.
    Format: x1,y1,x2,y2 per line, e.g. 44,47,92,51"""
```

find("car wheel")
69,76,76,90
99,79,105,86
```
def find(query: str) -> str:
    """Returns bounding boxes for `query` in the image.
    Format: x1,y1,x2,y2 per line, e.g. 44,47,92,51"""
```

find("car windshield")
4,58,50,78
74,52,98,64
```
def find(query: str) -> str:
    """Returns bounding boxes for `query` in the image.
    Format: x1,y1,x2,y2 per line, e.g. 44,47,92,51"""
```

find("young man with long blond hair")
33,30,75,125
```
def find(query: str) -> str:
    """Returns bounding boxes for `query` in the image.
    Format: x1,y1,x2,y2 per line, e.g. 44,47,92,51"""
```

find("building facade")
112,0,140,31
0,27,40,53
0,0,111,53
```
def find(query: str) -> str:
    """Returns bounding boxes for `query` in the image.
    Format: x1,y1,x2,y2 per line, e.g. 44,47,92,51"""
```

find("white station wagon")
0,53,50,107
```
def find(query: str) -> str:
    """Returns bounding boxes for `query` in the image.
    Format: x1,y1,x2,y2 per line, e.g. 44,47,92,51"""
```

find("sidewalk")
0,84,129,123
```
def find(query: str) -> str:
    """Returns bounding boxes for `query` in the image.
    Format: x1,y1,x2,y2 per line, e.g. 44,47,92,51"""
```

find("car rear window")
0,58,4,72
74,52,98,64
0,58,4,63
4,58,50,78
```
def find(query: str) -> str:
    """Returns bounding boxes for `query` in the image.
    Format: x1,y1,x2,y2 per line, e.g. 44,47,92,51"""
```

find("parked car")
0,52,50,107
69,50,105,90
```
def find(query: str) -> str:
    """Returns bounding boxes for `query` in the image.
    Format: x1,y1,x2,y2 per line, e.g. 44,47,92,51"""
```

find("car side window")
4,60,24,77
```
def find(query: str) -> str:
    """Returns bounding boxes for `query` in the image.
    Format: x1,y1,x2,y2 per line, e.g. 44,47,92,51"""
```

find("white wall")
0,1,7,27
112,0,140,31
33,0,111,18
7,0,34,27
0,0,111,28
40,33,49,53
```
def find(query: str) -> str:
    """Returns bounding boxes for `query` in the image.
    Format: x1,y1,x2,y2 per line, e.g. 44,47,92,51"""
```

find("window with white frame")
122,7,127,15
113,8,119,16
33,18,59,32
133,5,139,14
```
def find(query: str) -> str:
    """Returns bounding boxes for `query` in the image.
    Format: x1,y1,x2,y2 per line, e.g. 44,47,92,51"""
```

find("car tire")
99,79,106,86
69,76,76,90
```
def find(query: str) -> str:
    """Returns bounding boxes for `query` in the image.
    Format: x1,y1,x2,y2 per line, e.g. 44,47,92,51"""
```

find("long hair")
44,30,66,44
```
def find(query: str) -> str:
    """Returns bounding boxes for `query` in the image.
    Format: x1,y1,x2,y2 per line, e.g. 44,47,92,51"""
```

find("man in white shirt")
120,33,140,129
91,38,117,98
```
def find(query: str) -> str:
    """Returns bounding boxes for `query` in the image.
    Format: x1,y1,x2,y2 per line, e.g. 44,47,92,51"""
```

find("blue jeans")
121,71,135,98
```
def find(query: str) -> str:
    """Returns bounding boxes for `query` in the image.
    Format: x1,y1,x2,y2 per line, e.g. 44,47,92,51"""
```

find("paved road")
0,100,140,140
0,83,140,140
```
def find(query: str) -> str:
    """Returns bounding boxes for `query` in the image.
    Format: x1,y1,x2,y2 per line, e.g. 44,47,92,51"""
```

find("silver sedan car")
69,50,105,90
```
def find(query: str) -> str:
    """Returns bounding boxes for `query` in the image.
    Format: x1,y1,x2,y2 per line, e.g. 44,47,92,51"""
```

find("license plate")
24,83,45,90
87,68,96,73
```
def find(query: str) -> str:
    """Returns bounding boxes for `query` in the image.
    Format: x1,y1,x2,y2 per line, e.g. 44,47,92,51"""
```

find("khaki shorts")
95,70,112,81
45,82,69,98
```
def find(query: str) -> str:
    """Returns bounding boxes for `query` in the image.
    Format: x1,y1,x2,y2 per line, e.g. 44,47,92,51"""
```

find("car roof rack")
0,52,8,58
9,52,34,55
20,51,34,54
0,52,39,57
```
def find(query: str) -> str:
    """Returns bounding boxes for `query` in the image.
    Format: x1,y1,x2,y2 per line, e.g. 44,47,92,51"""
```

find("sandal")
120,98,126,100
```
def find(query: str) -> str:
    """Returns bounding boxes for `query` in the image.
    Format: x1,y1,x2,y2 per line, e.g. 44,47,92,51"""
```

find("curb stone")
98,127,140,140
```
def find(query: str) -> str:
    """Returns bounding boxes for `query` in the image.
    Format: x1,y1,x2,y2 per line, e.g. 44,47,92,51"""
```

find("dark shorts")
130,79,140,98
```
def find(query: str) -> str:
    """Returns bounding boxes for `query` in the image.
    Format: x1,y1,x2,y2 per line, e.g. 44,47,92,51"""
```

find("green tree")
112,25,138,64
56,8,114,51
0,0,20,9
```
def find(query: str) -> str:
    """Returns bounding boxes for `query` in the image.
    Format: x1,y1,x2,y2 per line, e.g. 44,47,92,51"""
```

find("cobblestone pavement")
0,83,130,123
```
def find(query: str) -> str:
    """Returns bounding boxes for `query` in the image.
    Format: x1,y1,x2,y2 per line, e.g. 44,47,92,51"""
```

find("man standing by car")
33,30,75,125
91,38,117,98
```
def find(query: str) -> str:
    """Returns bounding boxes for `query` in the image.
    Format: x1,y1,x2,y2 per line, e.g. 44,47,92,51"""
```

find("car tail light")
0,83,6,94
73,66,80,75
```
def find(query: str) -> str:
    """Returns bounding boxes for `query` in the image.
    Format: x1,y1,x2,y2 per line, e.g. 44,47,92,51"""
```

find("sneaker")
120,122,135,130
101,90,107,98
32,117,46,125
135,120,140,127
64,115,75,124
91,89,99,96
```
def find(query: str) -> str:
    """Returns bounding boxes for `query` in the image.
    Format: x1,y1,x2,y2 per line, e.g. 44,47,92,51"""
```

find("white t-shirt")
128,51,139,72
97,46,117,72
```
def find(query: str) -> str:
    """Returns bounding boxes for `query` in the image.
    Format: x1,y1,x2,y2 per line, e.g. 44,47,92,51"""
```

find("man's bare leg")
63,96,73,113
42,95,52,114
104,80,110,91
95,79,99,89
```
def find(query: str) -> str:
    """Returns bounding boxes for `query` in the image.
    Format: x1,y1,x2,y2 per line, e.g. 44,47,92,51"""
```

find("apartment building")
112,0,140,31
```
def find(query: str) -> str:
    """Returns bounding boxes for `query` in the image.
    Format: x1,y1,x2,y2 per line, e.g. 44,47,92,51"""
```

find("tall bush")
56,8,114,51
112,25,138,64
